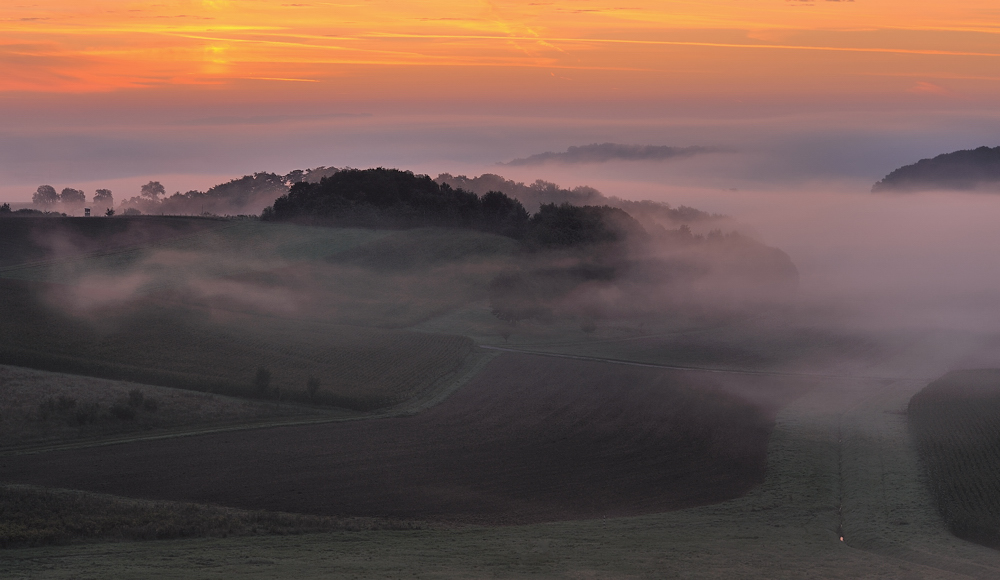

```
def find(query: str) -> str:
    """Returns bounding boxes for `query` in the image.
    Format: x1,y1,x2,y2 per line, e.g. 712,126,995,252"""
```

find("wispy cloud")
177,112,370,126
502,143,723,166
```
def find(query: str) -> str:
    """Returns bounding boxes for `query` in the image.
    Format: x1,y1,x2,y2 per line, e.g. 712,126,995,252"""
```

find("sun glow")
1,0,999,101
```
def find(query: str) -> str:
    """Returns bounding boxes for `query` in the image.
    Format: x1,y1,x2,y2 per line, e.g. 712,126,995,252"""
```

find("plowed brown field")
0,353,807,524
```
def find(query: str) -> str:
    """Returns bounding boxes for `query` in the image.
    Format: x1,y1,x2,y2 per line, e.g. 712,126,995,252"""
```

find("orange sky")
3,0,1000,103
2,0,1000,200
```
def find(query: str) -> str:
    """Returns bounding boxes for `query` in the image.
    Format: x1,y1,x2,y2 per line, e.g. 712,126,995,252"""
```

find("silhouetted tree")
105,207,116,217
526,203,645,248
140,181,166,201
0,203,10,214
94,188,113,208
481,190,529,237
32,185,59,208
60,188,86,209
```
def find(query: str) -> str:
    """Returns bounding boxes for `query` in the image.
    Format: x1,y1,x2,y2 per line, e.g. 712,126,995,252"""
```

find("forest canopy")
872,146,1000,192
264,168,532,236
261,167,656,250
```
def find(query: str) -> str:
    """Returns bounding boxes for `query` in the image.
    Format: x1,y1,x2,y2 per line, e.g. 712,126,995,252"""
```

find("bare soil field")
909,369,1000,549
0,353,808,525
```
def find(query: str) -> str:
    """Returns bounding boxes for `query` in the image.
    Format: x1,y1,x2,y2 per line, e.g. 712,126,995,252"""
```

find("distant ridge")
872,146,1000,192
502,143,720,166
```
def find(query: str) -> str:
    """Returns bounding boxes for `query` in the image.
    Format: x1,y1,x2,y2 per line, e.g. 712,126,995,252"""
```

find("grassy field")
0,220,518,410
0,216,224,270
230,227,519,328
0,483,424,549
0,219,527,408
0,278,474,409
415,299,892,379
909,369,1000,549
0,220,515,329
0,365,335,450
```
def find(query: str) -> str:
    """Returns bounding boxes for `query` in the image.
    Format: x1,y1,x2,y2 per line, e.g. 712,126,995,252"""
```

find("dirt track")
0,353,807,524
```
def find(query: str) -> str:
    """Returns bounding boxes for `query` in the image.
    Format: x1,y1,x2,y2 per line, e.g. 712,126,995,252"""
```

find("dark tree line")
873,145,1000,192
263,168,531,237
261,167,651,248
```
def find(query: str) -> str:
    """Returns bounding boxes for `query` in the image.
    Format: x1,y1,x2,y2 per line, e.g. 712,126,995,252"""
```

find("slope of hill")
872,146,1000,192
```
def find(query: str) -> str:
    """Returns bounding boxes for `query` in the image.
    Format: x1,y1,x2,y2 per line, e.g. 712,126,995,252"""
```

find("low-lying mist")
12,172,1000,382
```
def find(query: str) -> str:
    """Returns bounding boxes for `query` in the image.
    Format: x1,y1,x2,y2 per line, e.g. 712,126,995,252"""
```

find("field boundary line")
0,350,496,458
477,312,775,349
479,345,932,382
393,348,500,416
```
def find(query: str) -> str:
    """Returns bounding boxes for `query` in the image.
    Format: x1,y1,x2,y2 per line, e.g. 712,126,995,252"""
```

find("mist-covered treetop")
872,146,1000,192
435,172,720,226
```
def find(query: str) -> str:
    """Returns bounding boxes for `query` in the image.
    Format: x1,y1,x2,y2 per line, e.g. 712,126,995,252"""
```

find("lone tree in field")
254,367,272,397
33,185,59,208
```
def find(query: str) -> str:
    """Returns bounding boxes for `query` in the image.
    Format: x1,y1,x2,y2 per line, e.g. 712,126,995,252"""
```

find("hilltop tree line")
28,186,115,215
435,172,719,227
262,168,646,248
873,145,1000,192
20,166,722,230
22,167,344,217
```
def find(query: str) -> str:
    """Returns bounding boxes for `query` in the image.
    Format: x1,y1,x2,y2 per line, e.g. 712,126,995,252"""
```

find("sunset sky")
2,0,999,201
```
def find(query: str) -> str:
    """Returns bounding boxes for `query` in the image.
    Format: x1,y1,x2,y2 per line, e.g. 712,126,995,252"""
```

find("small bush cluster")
34,390,159,426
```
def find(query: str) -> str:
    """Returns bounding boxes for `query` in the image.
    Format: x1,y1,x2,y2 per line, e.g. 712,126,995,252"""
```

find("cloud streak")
502,143,723,166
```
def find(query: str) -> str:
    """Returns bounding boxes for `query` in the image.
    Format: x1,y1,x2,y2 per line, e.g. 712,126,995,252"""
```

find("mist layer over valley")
6,158,1000,576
